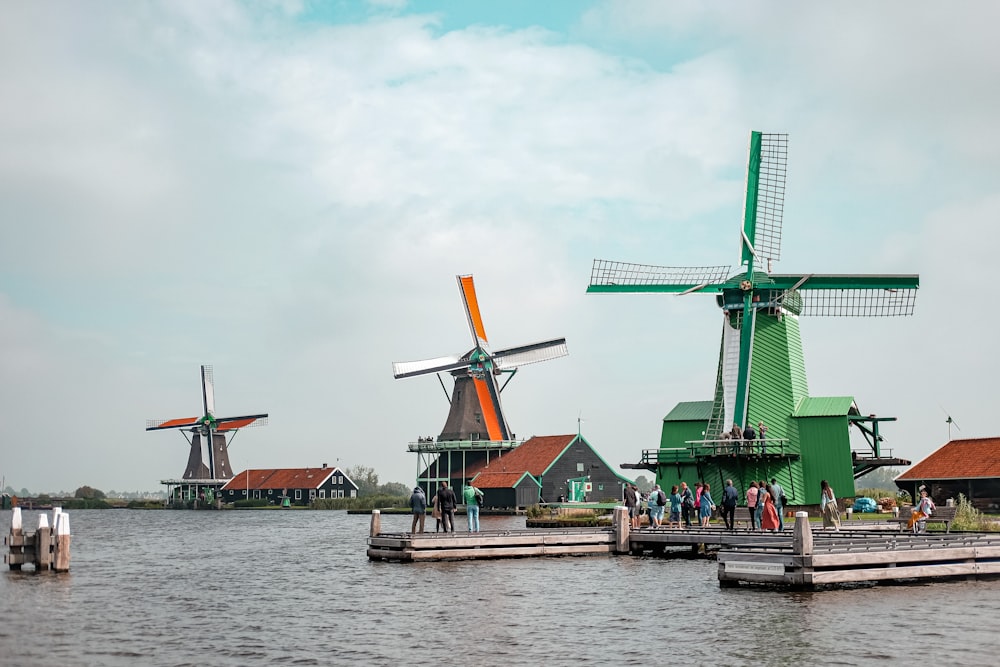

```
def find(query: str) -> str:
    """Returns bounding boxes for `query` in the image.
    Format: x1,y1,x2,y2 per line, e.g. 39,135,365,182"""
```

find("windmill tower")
588,131,918,503
147,365,268,483
394,274,568,492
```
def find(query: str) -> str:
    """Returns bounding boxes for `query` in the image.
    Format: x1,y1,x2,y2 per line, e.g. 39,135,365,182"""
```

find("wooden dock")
368,509,1000,589
718,512,1000,588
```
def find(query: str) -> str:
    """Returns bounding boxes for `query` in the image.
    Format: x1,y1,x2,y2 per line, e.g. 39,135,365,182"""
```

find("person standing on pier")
746,481,759,531
721,479,739,531
680,482,694,528
761,483,780,531
770,477,786,531
436,481,457,532
699,482,715,527
649,484,666,528
820,480,840,531
755,480,766,528
668,485,681,529
623,483,640,529
463,483,485,532
409,487,427,533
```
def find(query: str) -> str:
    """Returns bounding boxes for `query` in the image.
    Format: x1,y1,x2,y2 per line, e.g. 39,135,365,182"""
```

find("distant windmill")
393,274,568,442
941,407,961,440
146,365,268,480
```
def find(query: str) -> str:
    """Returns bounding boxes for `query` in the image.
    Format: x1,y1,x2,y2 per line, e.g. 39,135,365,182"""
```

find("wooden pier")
5,507,72,572
718,511,1000,588
368,509,1000,589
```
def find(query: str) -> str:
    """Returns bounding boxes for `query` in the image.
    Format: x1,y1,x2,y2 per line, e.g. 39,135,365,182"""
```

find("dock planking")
368,509,1000,589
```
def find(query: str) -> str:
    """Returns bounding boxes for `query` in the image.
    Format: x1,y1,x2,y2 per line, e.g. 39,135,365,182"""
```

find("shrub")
951,494,993,531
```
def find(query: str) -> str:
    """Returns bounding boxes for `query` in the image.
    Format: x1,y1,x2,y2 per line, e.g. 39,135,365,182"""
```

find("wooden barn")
221,464,358,506
896,437,1000,510
471,434,630,508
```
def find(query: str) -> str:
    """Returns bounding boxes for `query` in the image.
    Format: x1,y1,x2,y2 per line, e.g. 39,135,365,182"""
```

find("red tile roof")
473,471,539,489
222,467,346,491
896,438,1000,480
477,435,576,477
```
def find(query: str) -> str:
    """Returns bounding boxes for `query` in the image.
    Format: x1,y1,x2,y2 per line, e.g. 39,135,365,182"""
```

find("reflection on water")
1,510,998,666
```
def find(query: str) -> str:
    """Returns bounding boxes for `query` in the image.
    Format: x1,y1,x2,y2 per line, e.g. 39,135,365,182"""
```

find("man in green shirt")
463,483,485,532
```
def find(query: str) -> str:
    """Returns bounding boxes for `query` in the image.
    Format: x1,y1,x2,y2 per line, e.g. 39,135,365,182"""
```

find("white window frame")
295,489,302,500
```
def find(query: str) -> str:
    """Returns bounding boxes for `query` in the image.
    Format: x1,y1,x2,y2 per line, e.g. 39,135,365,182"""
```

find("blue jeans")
466,504,480,532
775,503,784,531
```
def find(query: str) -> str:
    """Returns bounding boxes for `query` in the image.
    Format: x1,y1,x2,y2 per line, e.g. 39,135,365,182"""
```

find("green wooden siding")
795,415,854,504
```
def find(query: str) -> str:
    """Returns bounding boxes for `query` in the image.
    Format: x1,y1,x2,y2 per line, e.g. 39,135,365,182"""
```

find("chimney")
322,463,327,469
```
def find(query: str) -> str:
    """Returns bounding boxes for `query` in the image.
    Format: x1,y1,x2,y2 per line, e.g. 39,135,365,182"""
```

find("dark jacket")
723,484,739,507
436,486,457,511
409,488,427,514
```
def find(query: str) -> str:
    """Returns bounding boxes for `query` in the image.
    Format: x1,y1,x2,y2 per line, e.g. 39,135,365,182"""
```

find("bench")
887,505,959,533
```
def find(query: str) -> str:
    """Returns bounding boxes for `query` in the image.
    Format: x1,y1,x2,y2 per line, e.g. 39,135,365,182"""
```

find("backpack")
682,490,694,508
657,490,666,506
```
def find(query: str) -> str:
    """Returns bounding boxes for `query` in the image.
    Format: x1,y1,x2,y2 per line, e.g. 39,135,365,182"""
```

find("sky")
2,0,998,493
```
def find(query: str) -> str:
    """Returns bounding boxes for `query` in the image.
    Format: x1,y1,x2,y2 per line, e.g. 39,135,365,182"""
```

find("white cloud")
0,1,997,491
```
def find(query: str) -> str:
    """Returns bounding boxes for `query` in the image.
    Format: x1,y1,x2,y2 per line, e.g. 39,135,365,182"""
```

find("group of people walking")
624,477,791,532
408,480,485,534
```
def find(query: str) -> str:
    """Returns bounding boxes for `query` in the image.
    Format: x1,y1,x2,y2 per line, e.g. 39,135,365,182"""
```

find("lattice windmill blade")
587,259,732,294
770,274,920,316
392,355,468,379
492,338,568,370
741,132,788,270
146,417,200,431
215,414,269,431
457,274,490,351
201,365,215,417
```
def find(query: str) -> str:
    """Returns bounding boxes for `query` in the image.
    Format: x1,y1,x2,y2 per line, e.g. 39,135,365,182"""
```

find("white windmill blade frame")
492,338,568,369
392,355,467,379
201,365,216,416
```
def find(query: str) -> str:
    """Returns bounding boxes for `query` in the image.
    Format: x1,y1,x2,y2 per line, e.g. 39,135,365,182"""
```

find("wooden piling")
792,511,813,556
370,510,381,537
613,506,629,553
6,507,24,570
53,512,71,572
35,514,51,571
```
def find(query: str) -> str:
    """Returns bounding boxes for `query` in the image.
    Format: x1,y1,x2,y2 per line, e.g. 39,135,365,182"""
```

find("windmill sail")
393,274,568,443
493,338,568,369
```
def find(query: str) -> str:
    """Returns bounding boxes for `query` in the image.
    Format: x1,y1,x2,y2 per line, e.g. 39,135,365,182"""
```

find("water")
2,509,998,666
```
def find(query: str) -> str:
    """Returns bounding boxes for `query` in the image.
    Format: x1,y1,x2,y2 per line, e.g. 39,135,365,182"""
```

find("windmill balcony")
407,438,523,453
632,439,797,467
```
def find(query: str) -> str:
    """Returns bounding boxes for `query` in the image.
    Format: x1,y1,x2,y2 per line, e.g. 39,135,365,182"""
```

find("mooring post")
7,507,24,570
613,506,629,553
35,513,51,571
53,512,71,572
370,510,381,537
792,511,812,556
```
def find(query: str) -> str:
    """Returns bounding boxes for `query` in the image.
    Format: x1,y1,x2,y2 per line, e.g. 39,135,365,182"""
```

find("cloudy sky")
2,0,997,493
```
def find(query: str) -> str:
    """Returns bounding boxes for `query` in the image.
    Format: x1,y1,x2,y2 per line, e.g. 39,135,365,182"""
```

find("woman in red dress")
761,483,780,532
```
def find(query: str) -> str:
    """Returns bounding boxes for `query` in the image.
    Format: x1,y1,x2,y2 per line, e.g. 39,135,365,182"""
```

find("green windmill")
587,131,918,505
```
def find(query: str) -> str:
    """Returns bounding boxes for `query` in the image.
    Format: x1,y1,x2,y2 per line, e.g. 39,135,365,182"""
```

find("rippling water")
2,509,998,666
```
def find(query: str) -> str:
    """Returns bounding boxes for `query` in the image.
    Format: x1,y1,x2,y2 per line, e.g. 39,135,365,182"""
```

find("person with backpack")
648,484,667,527
721,479,739,530
680,482,695,528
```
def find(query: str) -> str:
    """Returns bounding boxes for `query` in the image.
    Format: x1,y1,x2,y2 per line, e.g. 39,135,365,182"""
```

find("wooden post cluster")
5,506,71,573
